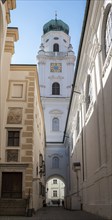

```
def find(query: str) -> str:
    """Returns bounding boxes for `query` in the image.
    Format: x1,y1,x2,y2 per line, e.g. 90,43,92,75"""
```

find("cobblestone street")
0,207,106,220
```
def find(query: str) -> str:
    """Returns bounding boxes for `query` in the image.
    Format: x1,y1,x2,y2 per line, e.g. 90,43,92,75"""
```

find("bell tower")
37,15,75,182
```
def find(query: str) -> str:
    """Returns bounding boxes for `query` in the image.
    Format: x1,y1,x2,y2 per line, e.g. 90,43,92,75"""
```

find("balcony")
44,51,68,57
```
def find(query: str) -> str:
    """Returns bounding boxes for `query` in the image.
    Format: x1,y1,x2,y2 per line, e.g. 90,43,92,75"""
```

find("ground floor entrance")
1,172,22,198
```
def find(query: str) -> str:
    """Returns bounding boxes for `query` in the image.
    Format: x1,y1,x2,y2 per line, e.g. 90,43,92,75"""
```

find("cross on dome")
55,11,57,20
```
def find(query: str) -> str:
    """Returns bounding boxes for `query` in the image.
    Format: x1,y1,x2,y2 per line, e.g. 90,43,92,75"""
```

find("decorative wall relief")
6,150,18,162
7,108,22,124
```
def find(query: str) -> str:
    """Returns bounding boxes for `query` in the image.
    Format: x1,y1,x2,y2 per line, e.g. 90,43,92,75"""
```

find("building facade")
46,178,65,206
65,0,112,219
0,0,45,216
37,15,75,188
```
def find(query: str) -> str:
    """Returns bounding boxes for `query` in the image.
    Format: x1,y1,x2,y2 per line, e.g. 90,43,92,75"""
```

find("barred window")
8,131,20,146
52,82,60,95
53,190,57,197
105,6,112,55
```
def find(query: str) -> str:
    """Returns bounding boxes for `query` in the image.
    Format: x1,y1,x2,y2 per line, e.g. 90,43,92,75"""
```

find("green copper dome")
43,19,69,35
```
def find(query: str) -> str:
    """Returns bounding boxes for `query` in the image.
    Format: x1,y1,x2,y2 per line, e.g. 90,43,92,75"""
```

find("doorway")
1,172,22,198
46,177,65,206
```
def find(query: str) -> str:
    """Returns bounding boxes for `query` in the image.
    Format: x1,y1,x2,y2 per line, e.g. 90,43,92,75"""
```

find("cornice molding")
4,41,14,54
48,75,64,80
8,0,16,10
10,64,37,72
5,0,16,24
7,27,19,41
4,28,19,54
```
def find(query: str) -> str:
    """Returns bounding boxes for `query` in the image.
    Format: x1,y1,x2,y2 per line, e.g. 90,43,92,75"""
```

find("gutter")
63,0,90,142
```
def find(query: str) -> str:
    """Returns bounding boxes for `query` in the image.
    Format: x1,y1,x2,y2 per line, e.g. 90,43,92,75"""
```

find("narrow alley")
0,207,106,220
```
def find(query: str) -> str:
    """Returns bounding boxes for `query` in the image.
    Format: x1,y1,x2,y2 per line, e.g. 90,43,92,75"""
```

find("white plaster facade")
37,22,75,142
46,178,65,206
65,0,112,219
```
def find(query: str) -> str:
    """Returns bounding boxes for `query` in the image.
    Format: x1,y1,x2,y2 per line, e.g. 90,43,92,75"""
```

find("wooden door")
1,172,22,198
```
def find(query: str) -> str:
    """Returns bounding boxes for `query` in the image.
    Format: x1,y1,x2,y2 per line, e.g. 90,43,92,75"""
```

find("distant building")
0,0,45,216
46,178,65,206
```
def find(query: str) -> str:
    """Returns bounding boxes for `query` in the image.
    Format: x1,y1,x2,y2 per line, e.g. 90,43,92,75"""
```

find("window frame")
7,130,20,147
101,3,112,63
105,6,112,56
52,82,60,95
85,74,92,112
53,43,59,52
53,190,57,197
53,179,57,184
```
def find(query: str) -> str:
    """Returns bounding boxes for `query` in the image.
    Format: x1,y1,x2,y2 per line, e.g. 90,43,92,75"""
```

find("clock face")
50,63,62,72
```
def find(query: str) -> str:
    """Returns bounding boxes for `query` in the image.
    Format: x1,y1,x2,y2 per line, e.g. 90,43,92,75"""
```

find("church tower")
37,15,75,182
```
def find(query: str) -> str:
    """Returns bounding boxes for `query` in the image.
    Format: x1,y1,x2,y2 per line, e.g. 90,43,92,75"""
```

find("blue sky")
9,0,86,64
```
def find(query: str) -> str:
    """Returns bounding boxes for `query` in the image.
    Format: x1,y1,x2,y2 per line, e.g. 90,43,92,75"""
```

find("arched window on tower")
52,82,60,95
52,117,59,131
53,43,59,52
52,156,59,169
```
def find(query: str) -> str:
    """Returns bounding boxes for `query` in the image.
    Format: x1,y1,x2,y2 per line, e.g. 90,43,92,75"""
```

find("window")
52,157,59,169
53,179,57,184
54,37,59,40
52,82,60,95
39,182,42,195
53,43,59,52
53,190,57,197
85,75,92,112
70,134,73,151
105,6,112,55
52,118,59,131
39,154,43,168
8,131,20,146
76,111,80,136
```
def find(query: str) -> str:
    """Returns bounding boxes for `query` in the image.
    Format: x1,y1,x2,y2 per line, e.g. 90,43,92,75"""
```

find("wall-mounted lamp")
73,90,81,95
64,131,69,138
72,162,81,172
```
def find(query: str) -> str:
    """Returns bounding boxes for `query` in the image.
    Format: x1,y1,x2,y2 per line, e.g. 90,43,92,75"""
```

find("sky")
8,0,86,65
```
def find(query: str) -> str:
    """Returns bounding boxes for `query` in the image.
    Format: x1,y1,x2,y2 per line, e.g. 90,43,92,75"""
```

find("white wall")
65,0,112,219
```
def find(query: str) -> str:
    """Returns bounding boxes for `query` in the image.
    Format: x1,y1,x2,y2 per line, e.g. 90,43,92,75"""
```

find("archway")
46,175,65,207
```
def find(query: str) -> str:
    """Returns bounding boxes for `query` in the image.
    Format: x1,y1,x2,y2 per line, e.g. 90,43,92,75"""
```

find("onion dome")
43,15,69,35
